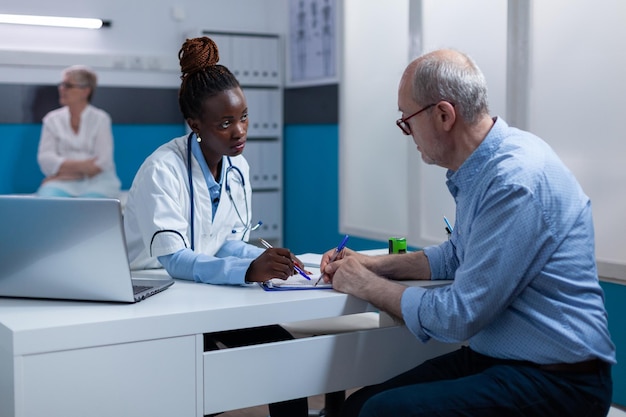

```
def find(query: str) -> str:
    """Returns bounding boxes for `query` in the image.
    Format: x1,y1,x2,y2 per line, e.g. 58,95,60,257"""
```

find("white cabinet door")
17,336,198,417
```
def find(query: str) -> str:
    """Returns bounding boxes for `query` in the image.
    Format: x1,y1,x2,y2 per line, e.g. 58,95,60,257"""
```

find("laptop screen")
0,196,173,303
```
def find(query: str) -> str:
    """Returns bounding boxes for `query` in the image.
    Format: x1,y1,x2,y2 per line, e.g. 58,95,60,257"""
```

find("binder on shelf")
209,34,233,68
250,190,281,241
245,89,281,137
245,89,262,135
244,141,263,187
266,89,281,136
261,141,281,188
201,32,280,87
245,140,280,190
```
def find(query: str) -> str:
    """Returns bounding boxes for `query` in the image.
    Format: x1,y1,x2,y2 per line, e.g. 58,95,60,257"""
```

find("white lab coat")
123,134,253,270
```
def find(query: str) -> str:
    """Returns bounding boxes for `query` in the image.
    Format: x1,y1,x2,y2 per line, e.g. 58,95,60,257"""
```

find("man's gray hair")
412,50,490,125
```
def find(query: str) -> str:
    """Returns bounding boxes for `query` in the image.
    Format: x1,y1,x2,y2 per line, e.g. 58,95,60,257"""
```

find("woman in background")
36,65,121,198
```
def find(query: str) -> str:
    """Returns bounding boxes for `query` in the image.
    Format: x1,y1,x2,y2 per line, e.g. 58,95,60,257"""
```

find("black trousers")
204,324,309,417
341,346,612,417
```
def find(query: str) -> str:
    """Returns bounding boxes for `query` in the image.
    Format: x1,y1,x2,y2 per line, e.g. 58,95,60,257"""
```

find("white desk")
0,273,457,417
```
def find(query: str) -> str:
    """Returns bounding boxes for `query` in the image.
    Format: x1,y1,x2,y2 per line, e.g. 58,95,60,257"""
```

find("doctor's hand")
245,248,297,283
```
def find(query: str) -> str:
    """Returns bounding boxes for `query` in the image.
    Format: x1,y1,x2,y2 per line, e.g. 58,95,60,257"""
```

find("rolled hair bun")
179,37,220,79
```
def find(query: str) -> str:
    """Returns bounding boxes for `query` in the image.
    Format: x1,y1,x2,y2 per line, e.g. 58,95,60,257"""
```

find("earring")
196,134,202,143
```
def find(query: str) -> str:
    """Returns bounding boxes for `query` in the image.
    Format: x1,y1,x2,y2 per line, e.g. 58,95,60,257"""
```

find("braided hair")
178,37,240,120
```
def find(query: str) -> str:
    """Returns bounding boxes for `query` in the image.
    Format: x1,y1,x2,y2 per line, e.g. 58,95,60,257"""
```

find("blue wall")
0,124,185,194
0,125,42,194
602,281,626,405
111,125,186,189
283,124,386,254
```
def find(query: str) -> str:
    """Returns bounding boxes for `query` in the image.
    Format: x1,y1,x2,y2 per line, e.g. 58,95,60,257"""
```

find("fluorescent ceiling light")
0,13,110,29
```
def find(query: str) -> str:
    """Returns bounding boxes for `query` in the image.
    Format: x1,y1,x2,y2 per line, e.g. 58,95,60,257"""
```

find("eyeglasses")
58,82,88,89
396,103,436,135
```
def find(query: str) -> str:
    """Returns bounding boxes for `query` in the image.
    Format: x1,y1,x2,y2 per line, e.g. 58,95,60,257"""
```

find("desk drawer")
17,336,197,417
202,325,459,414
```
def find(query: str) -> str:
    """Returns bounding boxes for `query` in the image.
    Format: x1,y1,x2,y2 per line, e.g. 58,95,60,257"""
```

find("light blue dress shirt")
401,117,616,365
158,140,263,285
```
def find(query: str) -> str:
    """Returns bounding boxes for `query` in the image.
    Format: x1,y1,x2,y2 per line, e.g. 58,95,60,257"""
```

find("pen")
315,234,350,286
444,216,454,234
259,238,311,280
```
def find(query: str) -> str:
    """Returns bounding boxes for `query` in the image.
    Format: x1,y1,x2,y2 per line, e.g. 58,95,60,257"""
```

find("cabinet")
203,31,283,246
16,336,198,417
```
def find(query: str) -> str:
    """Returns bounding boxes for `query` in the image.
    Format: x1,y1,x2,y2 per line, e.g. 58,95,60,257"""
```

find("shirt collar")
445,117,508,197
191,138,226,190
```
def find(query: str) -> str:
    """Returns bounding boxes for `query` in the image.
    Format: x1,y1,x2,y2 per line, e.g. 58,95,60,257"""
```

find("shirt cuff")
401,286,430,342
423,244,447,280
218,259,253,285
158,248,254,285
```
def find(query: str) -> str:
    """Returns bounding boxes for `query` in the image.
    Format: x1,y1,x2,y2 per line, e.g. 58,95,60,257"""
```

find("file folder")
258,266,333,291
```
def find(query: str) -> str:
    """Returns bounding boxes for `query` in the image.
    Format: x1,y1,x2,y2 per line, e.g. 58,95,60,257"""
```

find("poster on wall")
287,0,338,87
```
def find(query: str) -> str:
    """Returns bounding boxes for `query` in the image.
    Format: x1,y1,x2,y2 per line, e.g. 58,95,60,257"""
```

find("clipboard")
258,266,333,291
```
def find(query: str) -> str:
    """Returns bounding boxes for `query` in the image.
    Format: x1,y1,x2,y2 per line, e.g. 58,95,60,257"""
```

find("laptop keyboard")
132,285,152,295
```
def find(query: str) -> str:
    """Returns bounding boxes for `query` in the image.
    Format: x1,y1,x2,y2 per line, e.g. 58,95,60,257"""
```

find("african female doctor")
123,37,309,417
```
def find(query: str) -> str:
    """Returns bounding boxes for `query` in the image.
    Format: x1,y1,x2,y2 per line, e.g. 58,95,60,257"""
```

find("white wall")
0,0,288,87
339,0,507,245
339,0,412,240
408,0,508,246
527,0,626,277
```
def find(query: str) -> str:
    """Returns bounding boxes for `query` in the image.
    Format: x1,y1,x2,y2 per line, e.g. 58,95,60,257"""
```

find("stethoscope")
186,132,258,250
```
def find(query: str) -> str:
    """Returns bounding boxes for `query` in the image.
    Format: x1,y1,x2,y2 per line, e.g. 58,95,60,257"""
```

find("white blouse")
37,104,121,197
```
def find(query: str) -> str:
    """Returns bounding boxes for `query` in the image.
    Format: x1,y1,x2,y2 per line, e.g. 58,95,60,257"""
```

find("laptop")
0,195,174,303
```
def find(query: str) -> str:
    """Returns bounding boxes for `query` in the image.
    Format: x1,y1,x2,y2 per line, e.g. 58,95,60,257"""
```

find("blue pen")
444,216,454,233
259,238,311,280
315,234,350,286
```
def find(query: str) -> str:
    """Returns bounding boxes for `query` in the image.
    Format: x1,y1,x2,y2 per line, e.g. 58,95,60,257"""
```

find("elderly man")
321,49,615,417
